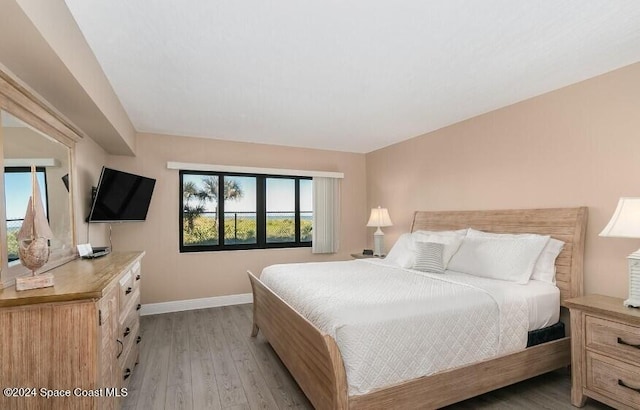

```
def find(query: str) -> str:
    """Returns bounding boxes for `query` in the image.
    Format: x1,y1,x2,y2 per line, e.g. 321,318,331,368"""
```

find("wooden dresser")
566,294,640,409
0,252,144,410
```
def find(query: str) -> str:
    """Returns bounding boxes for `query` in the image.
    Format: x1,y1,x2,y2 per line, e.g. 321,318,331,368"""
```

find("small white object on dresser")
566,294,640,409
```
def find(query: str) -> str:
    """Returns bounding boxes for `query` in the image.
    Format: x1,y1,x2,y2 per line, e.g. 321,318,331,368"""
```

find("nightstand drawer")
587,351,640,408
586,316,640,363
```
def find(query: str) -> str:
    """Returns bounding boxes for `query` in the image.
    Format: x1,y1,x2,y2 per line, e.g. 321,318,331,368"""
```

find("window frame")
179,170,312,252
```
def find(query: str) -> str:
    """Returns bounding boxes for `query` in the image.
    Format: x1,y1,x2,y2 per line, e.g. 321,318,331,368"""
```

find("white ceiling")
64,1,640,154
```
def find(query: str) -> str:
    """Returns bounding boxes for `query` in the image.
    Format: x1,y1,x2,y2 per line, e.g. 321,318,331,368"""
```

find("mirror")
1,110,75,284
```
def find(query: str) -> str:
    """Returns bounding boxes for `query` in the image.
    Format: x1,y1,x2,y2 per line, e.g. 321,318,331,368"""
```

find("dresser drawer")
119,291,140,362
131,260,142,291
119,320,140,367
121,292,140,332
121,290,141,326
586,351,640,408
121,340,139,389
586,316,640,363
118,270,134,316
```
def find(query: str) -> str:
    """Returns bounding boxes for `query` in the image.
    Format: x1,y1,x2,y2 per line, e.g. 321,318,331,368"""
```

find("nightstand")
565,295,640,409
350,253,383,259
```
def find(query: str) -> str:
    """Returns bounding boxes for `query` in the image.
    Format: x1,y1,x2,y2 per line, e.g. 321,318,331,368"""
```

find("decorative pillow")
383,233,416,268
467,229,563,284
412,231,464,268
413,242,445,274
447,235,549,284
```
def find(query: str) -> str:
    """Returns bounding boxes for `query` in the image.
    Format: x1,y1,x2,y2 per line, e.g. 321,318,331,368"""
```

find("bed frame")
248,207,588,409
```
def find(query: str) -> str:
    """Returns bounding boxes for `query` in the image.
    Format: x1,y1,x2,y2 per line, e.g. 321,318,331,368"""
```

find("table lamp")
599,197,640,307
367,206,393,256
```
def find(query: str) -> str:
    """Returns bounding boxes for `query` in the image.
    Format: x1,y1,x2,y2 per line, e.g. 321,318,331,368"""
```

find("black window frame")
179,170,312,252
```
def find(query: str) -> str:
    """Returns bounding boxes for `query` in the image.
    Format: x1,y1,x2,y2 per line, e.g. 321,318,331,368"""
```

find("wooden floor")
123,304,612,410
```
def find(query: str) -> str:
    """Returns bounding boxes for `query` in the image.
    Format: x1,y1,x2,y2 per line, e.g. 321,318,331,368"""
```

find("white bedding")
259,259,559,396
430,269,560,331
520,278,560,330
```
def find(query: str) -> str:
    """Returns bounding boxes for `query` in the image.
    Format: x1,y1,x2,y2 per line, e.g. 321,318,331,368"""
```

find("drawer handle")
136,274,141,281
618,379,640,393
617,337,640,349
123,368,131,380
116,339,124,359
136,303,142,311
136,335,142,344
125,287,132,295
124,327,131,337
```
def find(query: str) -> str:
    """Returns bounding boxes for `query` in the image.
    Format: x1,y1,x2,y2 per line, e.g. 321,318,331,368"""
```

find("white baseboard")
139,293,253,316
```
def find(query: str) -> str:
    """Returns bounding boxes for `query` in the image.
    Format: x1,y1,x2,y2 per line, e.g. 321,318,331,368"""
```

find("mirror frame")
0,68,83,288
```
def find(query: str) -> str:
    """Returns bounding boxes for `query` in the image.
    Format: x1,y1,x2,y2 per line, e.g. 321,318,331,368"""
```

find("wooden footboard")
349,338,571,409
248,270,348,410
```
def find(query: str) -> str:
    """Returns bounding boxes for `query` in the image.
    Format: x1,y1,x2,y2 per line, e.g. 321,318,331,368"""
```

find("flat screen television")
88,167,156,222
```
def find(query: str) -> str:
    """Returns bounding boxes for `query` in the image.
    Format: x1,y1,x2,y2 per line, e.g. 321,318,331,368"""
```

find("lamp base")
373,231,385,257
626,250,640,308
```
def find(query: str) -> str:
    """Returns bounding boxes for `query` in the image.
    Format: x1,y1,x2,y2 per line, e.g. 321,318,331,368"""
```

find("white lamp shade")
600,197,640,238
367,207,393,228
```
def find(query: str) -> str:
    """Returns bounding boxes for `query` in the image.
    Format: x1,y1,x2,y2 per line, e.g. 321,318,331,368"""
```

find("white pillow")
412,231,464,268
384,233,415,268
447,235,549,284
413,242,445,274
467,229,563,284
531,238,564,284
412,228,468,238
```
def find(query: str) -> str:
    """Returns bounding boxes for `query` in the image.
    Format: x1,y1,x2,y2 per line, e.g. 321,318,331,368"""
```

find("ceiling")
64,1,640,154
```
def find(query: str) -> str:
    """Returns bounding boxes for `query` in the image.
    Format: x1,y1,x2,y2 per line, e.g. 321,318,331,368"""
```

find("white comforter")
260,259,530,396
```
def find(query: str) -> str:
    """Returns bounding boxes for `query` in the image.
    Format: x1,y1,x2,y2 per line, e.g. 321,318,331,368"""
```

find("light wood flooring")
123,304,612,410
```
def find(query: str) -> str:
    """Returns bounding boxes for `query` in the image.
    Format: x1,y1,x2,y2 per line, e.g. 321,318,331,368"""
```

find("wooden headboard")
411,207,588,306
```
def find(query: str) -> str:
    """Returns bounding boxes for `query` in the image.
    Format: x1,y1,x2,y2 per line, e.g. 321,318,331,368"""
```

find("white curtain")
312,177,341,253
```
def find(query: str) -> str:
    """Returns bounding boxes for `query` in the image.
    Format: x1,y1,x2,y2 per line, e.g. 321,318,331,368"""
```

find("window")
180,170,312,252
4,167,49,262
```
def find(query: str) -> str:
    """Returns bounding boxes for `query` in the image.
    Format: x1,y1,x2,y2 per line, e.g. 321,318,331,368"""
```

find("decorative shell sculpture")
17,165,54,274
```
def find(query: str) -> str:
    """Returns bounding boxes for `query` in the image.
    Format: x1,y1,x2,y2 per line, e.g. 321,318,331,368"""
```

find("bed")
247,207,588,409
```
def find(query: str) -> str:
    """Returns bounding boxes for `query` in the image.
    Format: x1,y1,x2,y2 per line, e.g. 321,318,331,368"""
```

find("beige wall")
106,133,368,304
74,134,109,245
366,62,640,299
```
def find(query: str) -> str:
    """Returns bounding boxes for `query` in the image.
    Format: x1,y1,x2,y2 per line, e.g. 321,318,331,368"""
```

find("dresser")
0,252,144,410
566,294,640,409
